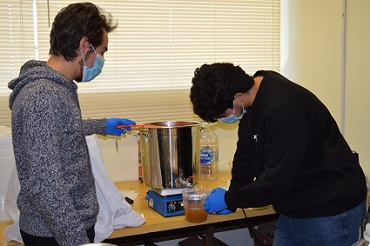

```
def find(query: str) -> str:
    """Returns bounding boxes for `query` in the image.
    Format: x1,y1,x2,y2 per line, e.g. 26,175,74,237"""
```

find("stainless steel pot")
137,121,201,189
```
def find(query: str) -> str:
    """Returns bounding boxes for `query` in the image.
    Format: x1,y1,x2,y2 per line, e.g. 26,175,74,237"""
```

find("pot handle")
132,129,148,137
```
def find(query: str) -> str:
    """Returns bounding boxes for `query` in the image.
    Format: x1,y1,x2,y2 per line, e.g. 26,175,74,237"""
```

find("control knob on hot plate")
168,202,176,212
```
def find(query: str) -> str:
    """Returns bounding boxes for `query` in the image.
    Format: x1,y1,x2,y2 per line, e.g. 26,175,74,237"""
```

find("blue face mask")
81,44,105,82
219,100,247,124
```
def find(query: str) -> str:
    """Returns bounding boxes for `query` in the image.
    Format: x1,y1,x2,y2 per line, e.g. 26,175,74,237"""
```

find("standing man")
190,63,367,245
8,3,134,246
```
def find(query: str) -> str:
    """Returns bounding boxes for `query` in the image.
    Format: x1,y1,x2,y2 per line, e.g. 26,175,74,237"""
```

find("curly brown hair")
190,63,254,122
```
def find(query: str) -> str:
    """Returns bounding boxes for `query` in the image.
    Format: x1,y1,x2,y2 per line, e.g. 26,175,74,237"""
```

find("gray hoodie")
8,60,106,245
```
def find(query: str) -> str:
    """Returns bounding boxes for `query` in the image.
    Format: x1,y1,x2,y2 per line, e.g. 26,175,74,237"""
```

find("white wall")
281,0,343,125
344,0,370,180
281,0,370,179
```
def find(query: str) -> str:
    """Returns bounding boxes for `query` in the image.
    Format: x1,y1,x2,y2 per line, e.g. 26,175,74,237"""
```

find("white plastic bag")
0,127,16,221
5,134,145,243
87,135,145,242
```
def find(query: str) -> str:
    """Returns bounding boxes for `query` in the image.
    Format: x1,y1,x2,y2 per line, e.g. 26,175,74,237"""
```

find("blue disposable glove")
216,209,233,215
203,187,228,214
106,118,136,136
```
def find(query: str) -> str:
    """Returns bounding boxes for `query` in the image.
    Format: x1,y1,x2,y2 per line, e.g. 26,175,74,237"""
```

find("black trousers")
20,225,95,246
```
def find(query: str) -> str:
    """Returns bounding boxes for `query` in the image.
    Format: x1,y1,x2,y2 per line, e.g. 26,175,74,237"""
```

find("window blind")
0,0,280,127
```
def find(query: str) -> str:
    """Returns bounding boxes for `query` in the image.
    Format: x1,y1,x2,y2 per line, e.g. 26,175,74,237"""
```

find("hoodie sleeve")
82,118,106,136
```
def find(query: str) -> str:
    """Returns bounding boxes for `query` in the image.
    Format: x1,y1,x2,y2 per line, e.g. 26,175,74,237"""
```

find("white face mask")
80,44,105,82
219,98,246,123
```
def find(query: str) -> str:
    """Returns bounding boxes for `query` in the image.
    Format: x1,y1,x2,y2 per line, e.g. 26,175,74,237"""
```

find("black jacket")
225,70,367,218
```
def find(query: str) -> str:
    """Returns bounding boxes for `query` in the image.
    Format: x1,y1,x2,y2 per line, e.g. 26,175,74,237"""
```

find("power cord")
242,208,272,246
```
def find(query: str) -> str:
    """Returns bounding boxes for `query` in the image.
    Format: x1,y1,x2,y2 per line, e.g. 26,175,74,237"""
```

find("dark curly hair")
190,63,254,122
49,2,118,61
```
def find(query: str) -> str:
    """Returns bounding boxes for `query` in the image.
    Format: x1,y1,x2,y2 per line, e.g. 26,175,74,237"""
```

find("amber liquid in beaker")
184,204,207,223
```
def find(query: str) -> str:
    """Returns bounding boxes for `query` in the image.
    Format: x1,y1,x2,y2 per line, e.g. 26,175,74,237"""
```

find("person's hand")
106,118,136,136
203,187,228,214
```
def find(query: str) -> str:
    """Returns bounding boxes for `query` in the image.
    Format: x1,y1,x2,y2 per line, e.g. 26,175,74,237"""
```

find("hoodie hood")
8,60,77,109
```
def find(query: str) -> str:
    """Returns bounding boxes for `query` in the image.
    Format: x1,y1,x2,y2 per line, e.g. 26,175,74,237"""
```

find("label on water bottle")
200,147,213,165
